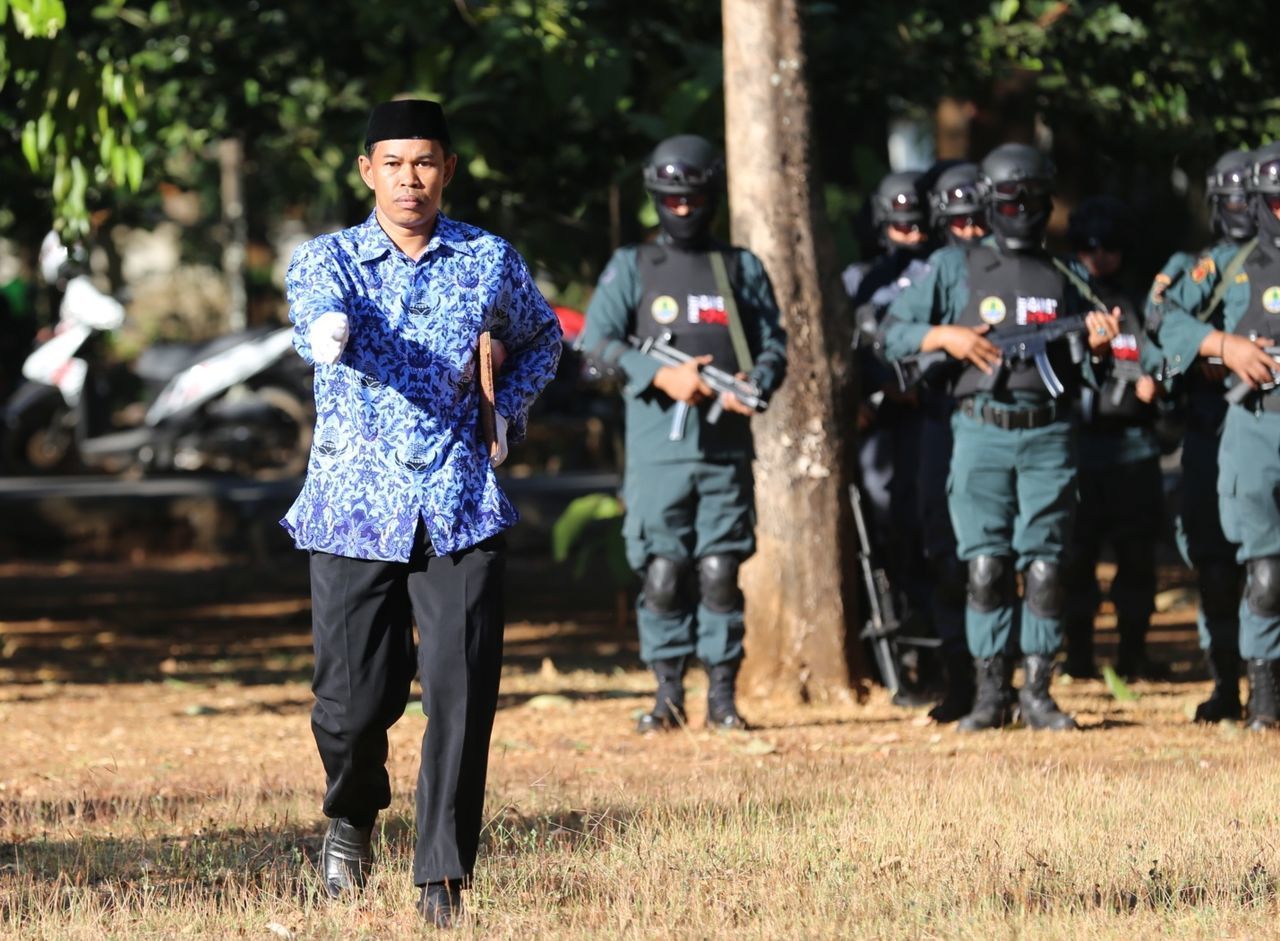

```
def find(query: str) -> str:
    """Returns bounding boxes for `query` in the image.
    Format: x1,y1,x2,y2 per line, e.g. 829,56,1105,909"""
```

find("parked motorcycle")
3,233,313,479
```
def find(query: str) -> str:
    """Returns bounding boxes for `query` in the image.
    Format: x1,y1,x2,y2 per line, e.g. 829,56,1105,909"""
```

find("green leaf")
1102,665,1139,702
550,492,623,562
125,145,143,190
995,0,1019,25
21,121,39,170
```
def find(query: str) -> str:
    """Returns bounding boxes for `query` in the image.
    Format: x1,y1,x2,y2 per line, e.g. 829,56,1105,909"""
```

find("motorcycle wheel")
236,385,313,480
5,402,77,473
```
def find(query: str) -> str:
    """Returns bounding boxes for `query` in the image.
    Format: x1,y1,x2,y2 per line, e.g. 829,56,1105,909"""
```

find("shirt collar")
355,211,474,264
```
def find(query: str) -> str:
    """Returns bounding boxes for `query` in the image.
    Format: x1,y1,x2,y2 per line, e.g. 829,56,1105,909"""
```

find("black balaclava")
644,134,723,250
980,143,1054,252
872,170,929,257
1208,149,1255,243
930,162,984,247
1250,142,1280,248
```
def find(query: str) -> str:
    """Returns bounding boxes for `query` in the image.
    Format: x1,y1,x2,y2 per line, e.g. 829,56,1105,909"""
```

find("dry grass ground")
2,554,1279,940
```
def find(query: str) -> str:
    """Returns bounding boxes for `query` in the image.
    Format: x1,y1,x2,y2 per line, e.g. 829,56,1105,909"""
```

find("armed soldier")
1153,142,1280,729
882,143,1120,732
1060,196,1166,680
843,171,939,703
579,134,787,733
913,161,990,721
1148,149,1255,721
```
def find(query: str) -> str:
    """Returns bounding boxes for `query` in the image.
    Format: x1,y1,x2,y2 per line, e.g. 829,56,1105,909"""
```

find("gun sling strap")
1050,257,1111,316
1201,239,1257,323
709,250,755,373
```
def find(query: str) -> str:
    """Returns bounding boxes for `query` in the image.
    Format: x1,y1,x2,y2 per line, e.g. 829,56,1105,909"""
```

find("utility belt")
958,396,1064,431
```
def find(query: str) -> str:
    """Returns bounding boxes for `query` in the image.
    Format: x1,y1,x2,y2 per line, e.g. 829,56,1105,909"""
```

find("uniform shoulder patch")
1190,256,1217,283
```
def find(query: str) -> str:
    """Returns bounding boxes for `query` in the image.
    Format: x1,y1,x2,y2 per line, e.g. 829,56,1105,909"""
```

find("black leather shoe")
418,881,463,929
320,817,374,898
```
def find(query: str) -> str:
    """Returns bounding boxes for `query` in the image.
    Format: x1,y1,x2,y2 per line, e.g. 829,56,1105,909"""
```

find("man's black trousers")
308,534,505,887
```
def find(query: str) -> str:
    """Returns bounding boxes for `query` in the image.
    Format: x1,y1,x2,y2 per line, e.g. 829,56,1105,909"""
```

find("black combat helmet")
643,134,724,248
1207,148,1256,243
978,143,1054,251
1250,142,1280,248
871,171,927,228
1067,194,1134,255
930,162,985,246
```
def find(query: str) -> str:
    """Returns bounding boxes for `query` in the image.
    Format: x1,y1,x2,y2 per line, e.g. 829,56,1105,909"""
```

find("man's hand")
1220,333,1277,388
310,311,349,364
1135,375,1158,403
720,371,758,416
653,355,714,404
1086,308,1122,353
926,323,1001,374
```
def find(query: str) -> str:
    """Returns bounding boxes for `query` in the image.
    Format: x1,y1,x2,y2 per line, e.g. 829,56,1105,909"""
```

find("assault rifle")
627,333,767,441
1208,345,1280,405
848,482,938,705
888,316,1090,397
978,314,1090,398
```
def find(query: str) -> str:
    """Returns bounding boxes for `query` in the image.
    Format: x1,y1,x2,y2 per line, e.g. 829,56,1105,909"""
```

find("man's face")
359,139,457,234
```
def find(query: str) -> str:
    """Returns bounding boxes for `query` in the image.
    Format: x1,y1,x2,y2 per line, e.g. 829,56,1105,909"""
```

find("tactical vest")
953,245,1075,399
1233,243,1280,339
634,244,742,373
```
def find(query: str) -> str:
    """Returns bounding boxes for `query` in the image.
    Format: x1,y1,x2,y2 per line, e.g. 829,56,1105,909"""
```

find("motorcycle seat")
134,328,276,383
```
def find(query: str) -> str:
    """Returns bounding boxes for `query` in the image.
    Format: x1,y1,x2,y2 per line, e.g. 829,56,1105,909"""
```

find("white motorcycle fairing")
145,327,296,425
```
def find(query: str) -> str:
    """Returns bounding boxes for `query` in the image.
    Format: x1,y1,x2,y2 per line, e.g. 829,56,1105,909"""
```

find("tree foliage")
3,0,1280,287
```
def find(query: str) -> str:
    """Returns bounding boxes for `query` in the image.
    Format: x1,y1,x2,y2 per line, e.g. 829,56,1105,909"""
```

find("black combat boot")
928,646,975,724
320,817,374,898
1194,647,1243,723
1018,655,1078,731
1245,659,1280,731
957,655,1014,732
706,659,747,731
1061,616,1098,679
636,657,687,734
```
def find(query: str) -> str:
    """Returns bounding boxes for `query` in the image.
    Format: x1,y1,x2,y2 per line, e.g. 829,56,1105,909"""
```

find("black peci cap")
364,99,451,150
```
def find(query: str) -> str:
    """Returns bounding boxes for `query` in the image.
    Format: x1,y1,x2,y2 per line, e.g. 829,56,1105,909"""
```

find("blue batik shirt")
281,211,562,561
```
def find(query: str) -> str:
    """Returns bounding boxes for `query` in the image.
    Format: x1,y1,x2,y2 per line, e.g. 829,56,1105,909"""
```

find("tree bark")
218,137,248,332
722,0,862,703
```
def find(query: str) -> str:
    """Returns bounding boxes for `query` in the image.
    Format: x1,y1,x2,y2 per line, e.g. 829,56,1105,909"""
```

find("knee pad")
698,553,743,613
642,556,690,617
1246,557,1280,618
1024,559,1065,619
967,556,1014,613
1200,561,1243,621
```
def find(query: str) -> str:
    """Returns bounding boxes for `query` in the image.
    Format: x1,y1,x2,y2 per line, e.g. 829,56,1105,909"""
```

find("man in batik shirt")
282,98,560,927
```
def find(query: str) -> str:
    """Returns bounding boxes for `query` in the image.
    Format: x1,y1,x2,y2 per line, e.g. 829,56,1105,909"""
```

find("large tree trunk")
722,0,863,703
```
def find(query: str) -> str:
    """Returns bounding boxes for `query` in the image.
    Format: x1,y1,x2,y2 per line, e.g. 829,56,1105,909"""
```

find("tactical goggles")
947,214,985,230
646,159,722,189
1208,166,1250,193
889,220,922,235
937,182,981,211
1254,158,1280,192
1264,193,1280,213
658,192,708,210
987,178,1052,201
889,190,922,211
